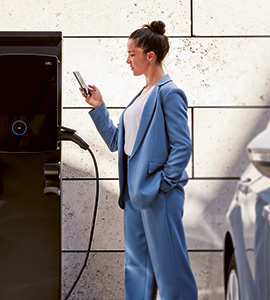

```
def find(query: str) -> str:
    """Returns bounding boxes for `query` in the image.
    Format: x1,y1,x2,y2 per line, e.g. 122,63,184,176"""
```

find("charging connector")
58,126,89,150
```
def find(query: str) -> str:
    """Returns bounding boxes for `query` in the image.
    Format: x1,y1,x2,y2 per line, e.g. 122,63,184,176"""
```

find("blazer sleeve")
89,103,119,152
159,87,192,192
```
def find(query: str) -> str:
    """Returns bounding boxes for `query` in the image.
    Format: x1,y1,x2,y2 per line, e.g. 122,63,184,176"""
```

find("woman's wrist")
94,100,104,109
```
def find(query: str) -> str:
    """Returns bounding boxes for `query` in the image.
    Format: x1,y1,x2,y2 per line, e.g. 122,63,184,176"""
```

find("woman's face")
126,39,149,76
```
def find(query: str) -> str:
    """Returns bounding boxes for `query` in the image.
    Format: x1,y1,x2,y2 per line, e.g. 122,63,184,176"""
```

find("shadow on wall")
184,104,270,249
61,160,124,299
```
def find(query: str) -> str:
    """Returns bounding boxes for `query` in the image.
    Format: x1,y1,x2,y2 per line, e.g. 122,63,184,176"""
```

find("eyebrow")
128,51,135,53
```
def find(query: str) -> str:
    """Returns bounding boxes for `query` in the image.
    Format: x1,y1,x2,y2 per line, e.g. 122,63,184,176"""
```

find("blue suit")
90,74,197,299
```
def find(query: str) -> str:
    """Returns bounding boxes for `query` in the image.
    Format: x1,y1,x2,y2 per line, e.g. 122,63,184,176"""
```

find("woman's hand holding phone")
80,84,104,109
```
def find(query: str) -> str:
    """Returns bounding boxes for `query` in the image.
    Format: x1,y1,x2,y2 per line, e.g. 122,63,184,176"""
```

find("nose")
126,55,131,64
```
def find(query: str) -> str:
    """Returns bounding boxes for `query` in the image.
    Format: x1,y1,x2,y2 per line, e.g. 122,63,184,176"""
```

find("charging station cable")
58,126,99,300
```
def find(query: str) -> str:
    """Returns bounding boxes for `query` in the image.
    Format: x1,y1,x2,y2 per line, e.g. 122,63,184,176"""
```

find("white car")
223,127,270,300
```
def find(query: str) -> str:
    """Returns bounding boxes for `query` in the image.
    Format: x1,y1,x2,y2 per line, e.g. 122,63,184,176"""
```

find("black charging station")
0,32,62,300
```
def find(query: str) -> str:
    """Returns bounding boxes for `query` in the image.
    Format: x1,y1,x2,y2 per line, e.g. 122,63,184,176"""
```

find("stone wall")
2,0,270,299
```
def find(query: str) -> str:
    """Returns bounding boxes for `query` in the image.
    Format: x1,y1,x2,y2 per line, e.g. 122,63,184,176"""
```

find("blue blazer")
89,74,192,210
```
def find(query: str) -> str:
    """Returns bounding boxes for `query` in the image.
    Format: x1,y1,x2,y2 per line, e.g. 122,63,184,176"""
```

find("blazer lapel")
124,74,172,159
130,86,159,158
130,75,172,159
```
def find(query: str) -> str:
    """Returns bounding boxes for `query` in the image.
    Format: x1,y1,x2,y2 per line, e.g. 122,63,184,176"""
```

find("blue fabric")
124,186,197,300
90,74,192,210
89,74,197,299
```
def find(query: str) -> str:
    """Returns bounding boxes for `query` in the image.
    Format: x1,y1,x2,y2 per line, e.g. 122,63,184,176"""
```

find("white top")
124,86,154,156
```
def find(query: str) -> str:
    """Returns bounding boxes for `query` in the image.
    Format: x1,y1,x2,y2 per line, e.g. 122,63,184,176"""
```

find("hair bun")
149,20,166,35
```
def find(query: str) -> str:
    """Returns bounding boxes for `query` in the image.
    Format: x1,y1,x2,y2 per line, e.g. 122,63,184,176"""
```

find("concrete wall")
2,0,270,299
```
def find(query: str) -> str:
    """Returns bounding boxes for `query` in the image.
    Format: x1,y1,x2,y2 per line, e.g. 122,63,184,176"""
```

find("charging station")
0,32,62,300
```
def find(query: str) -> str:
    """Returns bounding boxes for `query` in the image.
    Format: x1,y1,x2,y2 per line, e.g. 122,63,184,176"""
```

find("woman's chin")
132,70,142,77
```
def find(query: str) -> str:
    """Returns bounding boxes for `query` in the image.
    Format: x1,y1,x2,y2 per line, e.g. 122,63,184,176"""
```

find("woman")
81,20,197,300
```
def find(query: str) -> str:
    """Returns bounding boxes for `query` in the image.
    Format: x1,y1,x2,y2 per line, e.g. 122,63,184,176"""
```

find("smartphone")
73,71,91,96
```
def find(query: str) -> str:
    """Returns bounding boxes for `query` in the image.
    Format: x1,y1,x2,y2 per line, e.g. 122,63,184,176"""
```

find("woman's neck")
144,64,166,89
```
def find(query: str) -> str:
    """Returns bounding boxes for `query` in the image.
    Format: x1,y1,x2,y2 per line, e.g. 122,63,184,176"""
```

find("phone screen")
73,71,91,96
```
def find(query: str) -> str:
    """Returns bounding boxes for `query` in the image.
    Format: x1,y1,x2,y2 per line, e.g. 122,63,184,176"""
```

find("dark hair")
129,20,170,64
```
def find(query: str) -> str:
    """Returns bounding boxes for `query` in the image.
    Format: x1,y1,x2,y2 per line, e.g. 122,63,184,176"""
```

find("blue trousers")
123,187,198,300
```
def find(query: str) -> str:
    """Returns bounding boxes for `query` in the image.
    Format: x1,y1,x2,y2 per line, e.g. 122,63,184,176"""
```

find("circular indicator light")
12,120,27,136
